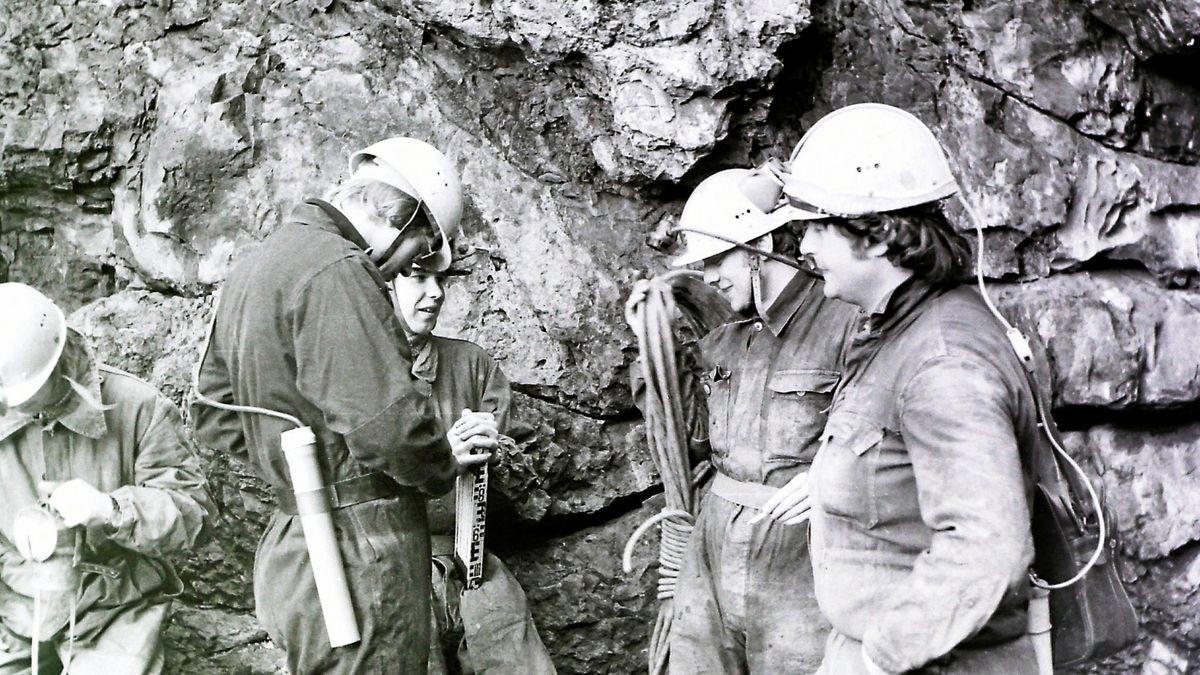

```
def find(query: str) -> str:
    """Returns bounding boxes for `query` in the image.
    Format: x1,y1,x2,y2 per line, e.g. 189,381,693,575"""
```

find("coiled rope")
622,269,726,675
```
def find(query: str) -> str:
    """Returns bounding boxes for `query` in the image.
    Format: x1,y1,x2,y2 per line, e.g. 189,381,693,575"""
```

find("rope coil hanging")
622,269,727,675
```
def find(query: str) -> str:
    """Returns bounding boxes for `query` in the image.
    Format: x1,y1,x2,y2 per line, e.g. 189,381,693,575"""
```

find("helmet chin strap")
750,253,767,316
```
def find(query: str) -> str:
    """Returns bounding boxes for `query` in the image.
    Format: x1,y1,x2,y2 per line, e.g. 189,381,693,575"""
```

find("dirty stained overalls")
414,335,555,675
0,332,213,674
668,274,858,674
192,200,458,674
810,279,1039,674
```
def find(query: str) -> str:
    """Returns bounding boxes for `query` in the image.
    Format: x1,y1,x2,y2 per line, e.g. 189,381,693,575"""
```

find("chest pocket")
764,368,839,464
814,410,886,528
701,366,732,447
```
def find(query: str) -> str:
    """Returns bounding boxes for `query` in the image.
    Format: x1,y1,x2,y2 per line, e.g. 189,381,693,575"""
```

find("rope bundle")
622,270,728,675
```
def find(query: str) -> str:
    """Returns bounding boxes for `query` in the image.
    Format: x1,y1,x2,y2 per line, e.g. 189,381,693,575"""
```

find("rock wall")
3,0,1199,672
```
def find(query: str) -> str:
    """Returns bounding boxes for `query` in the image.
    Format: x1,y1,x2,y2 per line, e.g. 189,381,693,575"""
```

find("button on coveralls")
192,202,457,674
0,332,213,674
810,279,1039,674
669,274,858,674
417,335,555,675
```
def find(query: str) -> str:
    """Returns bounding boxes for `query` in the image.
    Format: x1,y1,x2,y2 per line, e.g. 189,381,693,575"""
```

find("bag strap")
1004,328,1110,590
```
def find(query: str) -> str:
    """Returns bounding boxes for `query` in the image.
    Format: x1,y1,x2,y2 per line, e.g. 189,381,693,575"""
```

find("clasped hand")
447,408,497,472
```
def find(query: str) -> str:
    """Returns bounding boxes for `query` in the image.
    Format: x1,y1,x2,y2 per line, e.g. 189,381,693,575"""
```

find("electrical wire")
957,193,1108,589
191,293,304,429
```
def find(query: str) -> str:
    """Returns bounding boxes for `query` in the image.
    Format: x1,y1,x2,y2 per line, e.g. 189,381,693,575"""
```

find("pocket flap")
768,368,839,395
822,411,884,456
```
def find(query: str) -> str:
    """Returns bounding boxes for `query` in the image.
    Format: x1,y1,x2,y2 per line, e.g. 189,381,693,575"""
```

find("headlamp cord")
191,291,304,429
957,193,1107,590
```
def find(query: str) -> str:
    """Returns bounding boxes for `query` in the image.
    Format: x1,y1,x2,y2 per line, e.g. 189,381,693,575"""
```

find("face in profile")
393,268,447,337
798,221,878,308
702,246,756,313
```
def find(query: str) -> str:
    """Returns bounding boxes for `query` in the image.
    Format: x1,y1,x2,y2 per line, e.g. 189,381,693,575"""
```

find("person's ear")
864,240,889,260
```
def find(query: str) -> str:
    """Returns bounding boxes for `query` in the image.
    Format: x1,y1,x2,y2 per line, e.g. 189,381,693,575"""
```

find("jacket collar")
854,276,949,347
288,199,397,307
763,273,818,337
0,330,108,442
289,199,372,251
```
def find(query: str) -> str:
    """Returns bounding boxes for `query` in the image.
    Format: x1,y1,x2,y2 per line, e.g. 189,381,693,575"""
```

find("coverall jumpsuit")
416,335,555,675
669,274,858,674
0,331,213,674
810,279,1039,674
192,200,458,674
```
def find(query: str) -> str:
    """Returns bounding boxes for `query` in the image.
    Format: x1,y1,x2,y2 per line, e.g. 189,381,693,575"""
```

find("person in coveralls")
388,260,556,675
192,138,497,674
767,104,1039,674
0,282,213,674
648,168,859,673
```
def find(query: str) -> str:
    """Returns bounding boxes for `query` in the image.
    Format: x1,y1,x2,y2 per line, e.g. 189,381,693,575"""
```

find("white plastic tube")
1028,585,1053,675
280,427,361,648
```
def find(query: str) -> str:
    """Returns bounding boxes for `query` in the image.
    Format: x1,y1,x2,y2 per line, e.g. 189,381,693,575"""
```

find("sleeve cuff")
104,488,138,536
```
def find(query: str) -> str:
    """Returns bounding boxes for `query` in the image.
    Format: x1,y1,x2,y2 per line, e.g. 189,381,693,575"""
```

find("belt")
275,472,404,516
710,472,788,510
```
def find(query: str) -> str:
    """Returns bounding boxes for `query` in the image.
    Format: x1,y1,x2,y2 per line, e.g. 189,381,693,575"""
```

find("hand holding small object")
39,479,115,528
448,409,496,471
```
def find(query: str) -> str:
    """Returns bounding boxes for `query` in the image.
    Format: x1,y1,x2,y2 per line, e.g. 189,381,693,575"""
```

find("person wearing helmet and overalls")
192,138,497,674
386,260,556,675
0,282,213,674
650,168,859,673
756,104,1040,674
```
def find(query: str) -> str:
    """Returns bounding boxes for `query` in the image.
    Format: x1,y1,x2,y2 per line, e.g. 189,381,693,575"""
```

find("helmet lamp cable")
191,292,304,430
957,192,1107,590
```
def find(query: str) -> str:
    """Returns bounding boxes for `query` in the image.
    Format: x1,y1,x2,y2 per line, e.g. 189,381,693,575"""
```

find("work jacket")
413,335,512,535
697,273,858,487
192,200,458,674
810,278,1039,673
0,331,212,640
192,200,456,499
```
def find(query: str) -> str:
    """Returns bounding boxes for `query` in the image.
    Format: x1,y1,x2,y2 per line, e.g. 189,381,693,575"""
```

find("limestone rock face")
1080,0,1200,59
995,272,1200,409
6,0,1200,671
1064,425,1200,561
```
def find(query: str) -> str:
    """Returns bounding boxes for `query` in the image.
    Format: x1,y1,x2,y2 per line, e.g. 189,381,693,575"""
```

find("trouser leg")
458,552,555,675
256,500,433,675
667,500,746,675
743,519,827,674
60,601,169,674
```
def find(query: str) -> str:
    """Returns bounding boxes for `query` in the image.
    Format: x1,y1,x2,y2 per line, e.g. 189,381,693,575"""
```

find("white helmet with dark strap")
672,168,823,267
782,103,958,217
0,283,67,408
350,138,464,272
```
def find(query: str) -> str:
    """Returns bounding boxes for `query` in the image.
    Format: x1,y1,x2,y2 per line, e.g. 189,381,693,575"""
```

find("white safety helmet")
350,137,464,272
671,168,823,267
0,283,67,408
782,103,958,217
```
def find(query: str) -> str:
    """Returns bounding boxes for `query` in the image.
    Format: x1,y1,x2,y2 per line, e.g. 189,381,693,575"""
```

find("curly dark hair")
824,202,972,286
770,227,802,261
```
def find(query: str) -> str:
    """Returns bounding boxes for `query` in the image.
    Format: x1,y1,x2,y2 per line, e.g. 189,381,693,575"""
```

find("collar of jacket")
762,272,818,337
289,199,373,251
0,329,107,442
288,199,396,305
856,276,948,344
